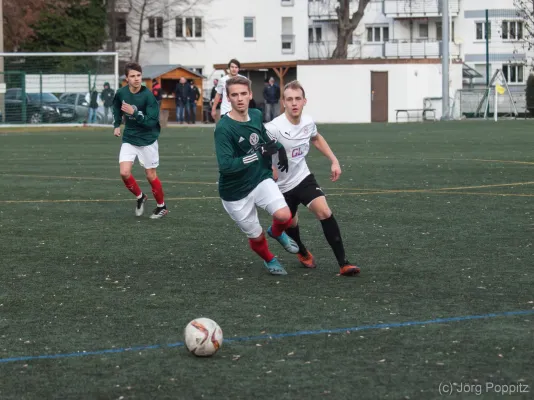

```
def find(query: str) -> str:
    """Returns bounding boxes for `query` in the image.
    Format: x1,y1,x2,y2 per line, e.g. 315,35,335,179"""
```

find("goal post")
0,52,119,127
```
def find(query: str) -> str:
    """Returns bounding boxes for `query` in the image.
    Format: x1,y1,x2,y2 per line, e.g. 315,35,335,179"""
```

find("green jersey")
112,85,160,146
214,108,282,201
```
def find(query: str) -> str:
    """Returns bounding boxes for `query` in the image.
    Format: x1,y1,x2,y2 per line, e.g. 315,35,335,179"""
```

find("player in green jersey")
112,62,168,219
214,76,298,275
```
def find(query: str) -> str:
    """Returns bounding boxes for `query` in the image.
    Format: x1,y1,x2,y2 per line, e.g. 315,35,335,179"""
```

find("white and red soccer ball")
184,318,223,357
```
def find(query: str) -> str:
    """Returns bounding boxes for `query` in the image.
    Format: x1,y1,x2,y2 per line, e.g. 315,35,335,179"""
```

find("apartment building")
308,0,531,89
109,0,531,95
108,0,308,94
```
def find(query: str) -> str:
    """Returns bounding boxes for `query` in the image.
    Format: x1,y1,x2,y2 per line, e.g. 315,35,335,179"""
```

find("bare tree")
331,0,371,59
513,0,534,51
124,0,215,62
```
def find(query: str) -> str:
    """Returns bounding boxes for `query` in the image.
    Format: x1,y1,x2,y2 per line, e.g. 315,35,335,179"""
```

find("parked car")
4,89,77,124
58,92,108,124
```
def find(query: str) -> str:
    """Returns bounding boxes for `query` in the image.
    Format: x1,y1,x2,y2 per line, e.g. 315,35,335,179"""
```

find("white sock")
137,193,143,199
157,203,165,208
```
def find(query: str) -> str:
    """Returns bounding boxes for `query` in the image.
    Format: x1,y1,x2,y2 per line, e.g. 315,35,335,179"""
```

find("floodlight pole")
0,0,4,123
441,0,450,120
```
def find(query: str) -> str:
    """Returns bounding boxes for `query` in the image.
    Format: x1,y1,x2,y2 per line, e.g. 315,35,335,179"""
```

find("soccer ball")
184,317,223,357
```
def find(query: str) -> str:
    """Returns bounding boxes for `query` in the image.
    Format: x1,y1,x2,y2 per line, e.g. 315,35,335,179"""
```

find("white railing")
384,0,460,16
385,40,460,58
309,39,461,60
309,41,383,59
308,1,342,19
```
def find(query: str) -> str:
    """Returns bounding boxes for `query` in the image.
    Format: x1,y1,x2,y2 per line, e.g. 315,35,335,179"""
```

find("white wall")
297,62,463,123
136,0,308,81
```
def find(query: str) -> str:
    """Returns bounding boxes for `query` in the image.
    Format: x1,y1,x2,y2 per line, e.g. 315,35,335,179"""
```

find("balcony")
384,39,460,58
309,41,384,59
384,0,460,18
308,0,342,21
308,39,461,60
113,0,131,12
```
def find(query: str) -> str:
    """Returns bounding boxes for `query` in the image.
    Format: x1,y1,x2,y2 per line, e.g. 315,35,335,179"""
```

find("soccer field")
0,121,533,399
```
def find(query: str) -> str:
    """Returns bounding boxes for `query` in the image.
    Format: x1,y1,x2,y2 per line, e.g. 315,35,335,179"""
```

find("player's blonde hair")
283,80,306,99
226,76,252,96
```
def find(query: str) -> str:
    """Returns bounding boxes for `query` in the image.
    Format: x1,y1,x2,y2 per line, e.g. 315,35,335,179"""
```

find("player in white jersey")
265,81,360,276
211,59,247,121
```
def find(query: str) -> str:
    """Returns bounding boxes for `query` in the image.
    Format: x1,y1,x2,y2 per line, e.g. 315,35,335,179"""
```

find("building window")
476,22,491,40
502,21,523,40
148,17,163,38
419,23,429,38
176,17,202,38
502,64,524,83
383,26,389,42
366,26,389,43
188,67,203,76
244,17,255,39
308,26,322,43
282,16,294,53
115,14,128,42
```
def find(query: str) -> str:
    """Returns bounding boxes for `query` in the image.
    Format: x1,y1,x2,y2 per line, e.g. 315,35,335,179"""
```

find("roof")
463,63,483,79
120,64,206,80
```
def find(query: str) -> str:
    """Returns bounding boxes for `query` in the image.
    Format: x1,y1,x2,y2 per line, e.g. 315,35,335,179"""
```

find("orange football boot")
298,251,317,268
339,263,360,276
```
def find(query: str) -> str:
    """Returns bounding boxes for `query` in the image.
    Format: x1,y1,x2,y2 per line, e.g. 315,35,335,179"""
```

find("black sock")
285,225,308,256
320,214,348,266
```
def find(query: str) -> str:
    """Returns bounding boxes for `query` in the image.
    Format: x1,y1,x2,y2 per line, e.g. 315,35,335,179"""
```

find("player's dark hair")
284,80,306,99
226,76,251,96
227,59,241,69
124,62,142,77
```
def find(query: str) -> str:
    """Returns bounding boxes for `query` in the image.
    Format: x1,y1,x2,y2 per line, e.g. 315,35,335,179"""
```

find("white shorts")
119,141,159,169
222,178,288,238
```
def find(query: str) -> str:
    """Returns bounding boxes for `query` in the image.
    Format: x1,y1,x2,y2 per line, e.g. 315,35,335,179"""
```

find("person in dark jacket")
263,77,280,122
100,82,115,124
174,77,191,124
88,86,99,124
189,80,200,124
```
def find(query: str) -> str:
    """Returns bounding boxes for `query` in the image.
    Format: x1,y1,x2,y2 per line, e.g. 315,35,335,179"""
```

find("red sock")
122,175,142,197
249,235,275,262
271,217,293,237
149,177,165,205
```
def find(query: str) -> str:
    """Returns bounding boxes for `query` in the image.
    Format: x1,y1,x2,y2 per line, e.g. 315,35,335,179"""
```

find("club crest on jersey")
249,132,259,146
303,126,309,135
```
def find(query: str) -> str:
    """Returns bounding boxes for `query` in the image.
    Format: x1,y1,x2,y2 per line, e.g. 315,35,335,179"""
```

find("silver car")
59,92,109,124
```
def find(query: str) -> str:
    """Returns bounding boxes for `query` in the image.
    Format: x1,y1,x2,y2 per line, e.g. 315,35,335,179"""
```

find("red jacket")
152,83,162,101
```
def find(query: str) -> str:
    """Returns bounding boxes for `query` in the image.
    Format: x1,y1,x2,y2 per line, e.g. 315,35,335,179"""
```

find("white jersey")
265,113,318,193
215,74,247,115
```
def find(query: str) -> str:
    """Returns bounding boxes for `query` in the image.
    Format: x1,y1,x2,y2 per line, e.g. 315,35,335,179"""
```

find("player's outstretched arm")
211,93,221,119
311,133,341,181
263,123,289,172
